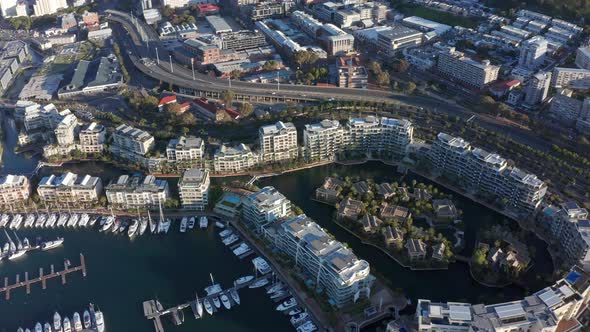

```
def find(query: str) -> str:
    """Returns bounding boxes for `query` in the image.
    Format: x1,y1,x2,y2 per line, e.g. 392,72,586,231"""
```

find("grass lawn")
396,4,482,29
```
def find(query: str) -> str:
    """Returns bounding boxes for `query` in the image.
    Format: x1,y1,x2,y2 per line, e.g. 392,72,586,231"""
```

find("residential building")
303,119,345,161
0,0,18,17
552,67,590,89
336,56,368,89
263,214,373,307
318,24,354,56
549,91,583,125
346,116,413,157
259,121,298,163
78,122,106,154
213,143,258,173
242,186,291,229
338,197,364,220
37,172,102,204
0,175,30,206
543,202,590,268
111,124,154,157
406,239,427,260
166,136,205,163
162,0,217,8
518,36,548,70
437,47,499,88
32,0,68,16
178,168,210,211
218,31,267,51
575,45,590,70
429,133,547,213
105,174,169,209
524,71,551,106
315,177,344,203
54,112,78,146
377,25,423,55
242,1,292,21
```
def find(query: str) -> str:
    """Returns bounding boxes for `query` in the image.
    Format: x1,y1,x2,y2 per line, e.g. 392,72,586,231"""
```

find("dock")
0,253,87,300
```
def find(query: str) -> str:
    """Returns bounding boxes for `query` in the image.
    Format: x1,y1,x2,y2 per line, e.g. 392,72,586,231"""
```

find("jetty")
0,253,87,300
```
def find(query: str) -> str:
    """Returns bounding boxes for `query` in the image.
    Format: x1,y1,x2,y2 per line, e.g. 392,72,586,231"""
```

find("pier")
0,253,87,300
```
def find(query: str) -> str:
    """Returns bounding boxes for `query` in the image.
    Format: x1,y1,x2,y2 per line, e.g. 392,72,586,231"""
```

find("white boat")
230,289,240,305
221,293,231,309
290,312,309,326
248,278,269,289
118,220,127,234
9,214,23,229
57,213,69,227
95,310,105,332
0,214,9,227
215,221,225,228
83,311,91,329
41,237,64,251
203,298,213,315
35,214,47,228
72,312,82,331
139,218,148,235
271,290,288,300
17,327,23,332
187,217,195,229
101,216,114,232
89,216,99,226
219,229,232,237
267,283,285,295
149,213,156,234
1,242,9,259
67,214,80,228
111,219,120,234
128,219,139,238
159,218,171,234
199,216,208,229
296,320,317,332
234,275,254,285
288,308,302,316
232,243,250,256
180,217,187,233
45,214,58,228
252,257,272,274
23,237,30,250
53,312,62,331
276,298,297,311
222,234,239,246
24,214,36,228
78,214,90,227
212,296,221,309
63,317,71,332
43,323,51,332
35,322,42,332
195,294,203,317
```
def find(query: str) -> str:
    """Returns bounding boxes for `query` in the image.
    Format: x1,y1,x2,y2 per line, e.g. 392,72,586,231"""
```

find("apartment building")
259,121,298,163
436,47,499,88
242,186,291,229
524,71,552,106
105,174,169,209
346,116,413,156
303,120,345,161
337,56,368,89
218,30,267,51
575,45,590,70
376,25,423,55
111,124,155,161
78,122,106,154
518,36,548,70
549,91,583,125
37,172,103,205
32,0,68,16
178,168,210,211
213,143,258,173
429,133,547,213
0,175,30,206
542,202,590,268
166,136,205,163
54,112,78,146
552,67,590,89
264,214,374,307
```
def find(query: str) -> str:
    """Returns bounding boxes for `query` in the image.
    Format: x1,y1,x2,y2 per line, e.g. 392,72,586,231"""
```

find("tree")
221,90,235,106
376,72,390,87
239,102,254,117
392,59,409,73
229,69,242,79
404,82,417,95
181,112,197,126
165,103,183,114
262,60,279,71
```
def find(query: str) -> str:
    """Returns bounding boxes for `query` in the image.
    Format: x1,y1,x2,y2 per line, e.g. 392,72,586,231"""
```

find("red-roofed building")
197,4,220,16
489,80,521,98
158,95,177,110
179,102,191,113
193,97,240,122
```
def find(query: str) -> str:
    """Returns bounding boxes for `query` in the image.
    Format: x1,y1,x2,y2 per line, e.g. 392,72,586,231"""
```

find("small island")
316,176,463,270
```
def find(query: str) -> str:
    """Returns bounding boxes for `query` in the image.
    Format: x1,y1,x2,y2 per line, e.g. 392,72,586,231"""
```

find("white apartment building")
166,136,205,163
37,172,103,205
78,122,106,154
265,214,373,307
111,124,155,157
575,45,590,70
549,91,583,125
259,121,298,163
105,174,169,209
242,186,291,229
551,67,590,89
543,202,590,268
346,116,413,156
525,71,552,106
54,112,78,146
518,36,548,70
0,175,30,206
178,168,210,211
32,0,68,16
213,143,258,173
0,0,17,17
429,133,547,213
437,47,499,88
303,119,346,161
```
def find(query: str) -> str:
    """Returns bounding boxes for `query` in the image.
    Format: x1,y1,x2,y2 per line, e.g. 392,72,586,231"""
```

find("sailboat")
5,229,25,260
195,293,203,317
128,219,139,238
53,312,62,331
72,312,82,331
139,212,148,235
157,201,170,234
148,210,156,234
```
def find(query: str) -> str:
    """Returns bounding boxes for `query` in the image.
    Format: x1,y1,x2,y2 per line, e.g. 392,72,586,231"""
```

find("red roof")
197,4,220,12
193,97,216,113
505,79,520,87
225,108,240,119
158,95,177,107
179,102,191,110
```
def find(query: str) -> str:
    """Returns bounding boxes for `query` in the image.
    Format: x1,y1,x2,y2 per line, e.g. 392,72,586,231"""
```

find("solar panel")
495,303,525,319
449,305,472,321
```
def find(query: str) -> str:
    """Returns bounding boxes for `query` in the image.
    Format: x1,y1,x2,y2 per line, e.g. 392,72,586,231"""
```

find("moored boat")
288,308,303,316
221,293,231,309
82,311,91,329
215,221,225,228
78,214,90,227
187,217,195,229
232,243,250,256
53,312,62,331
252,257,272,275
24,214,35,228
199,216,208,229
212,296,221,309
41,237,64,251
35,214,47,228
72,312,82,331
43,323,51,332
180,217,187,233
290,312,310,326
128,219,139,238
276,298,297,311
230,289,240,305
249,278,269,289
219,229,232,237
222,234,239,246
35,322,42,332
234,275,254,285
63,317,71,332
45,214,58,228
139,218,148,235
203,298,213,315
101,216,114,232
95,310,105,332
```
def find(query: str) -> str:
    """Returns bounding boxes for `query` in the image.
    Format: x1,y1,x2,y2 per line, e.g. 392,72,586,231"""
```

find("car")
271,92,276,95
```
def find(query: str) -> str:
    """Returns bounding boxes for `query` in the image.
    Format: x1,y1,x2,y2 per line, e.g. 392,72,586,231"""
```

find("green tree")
404,82,417,94
221,90,235,106
239,102,254,117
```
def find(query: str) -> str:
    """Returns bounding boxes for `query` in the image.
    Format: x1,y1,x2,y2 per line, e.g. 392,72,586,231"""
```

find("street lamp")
169,55,173,73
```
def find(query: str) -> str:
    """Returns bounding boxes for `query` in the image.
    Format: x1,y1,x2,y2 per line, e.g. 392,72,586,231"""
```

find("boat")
57,213,69,227
89,216,99,226
95,310,105,332
128,219,139,238
35,214,47,228
45,214,57,228
248,278,269,289
290,312,309,326
159,218,171,234
148,211,156,234
22,237,30,250
35,323,42,332
41,237,64,251
139,217,148,235
234,275,254,285
203,298,213,315
205,273,222,296
78,214,90,227
296,320,317,332
230,289,240,305
288,308,303,316
111,219,120,233
0,214,9,227
180,217,187,233
199,216,208,229
9,214,23,229
232,243,250,256
215,221,225,228
72,312,82,331
267,283,284,295
67,214,80,228
271,290,288,300
43,323,51,332
24,214,36,228
194,293,203,317
212,296,221,309
17,327,23,332
252,257,272,275
276,298,297,311
221,293,231,309
63,317,71,332
222,234,239,246
53,312,62,331
100,216,114,232
83,311,91,329
219,229,232,237
6,230,25,260
187,217,195,229
118,220,128,234
1,242,9,259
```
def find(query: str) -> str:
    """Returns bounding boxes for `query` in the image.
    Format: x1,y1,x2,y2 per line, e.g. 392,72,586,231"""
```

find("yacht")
203,298,213,315
67,214,80,228
212,296,221,309
139,218,148,235
234,275,254,285
128,219,139,238
219,229,232,237
0,214,9,227
215,221,225,228
35,214,47,228
194,294,203,317
252,257,272,275
63,317,71,332
111,219,120,234
296,320,317,332
1,242,9,259
95,310,105,332
118,220,128,234
53,312,62,331
276,298,297,311
43,323,51,332
149,214,156,234
199,216,208,229
159,218,171,234
88,215,99,227
24,214,36,228
290,312,309,326
230,289,240,305
57,213,69,227
232,243,250,256
271,290,288,300
72,312,82,331
83,311,91,329
288,308,303,316
78,214,90,227
248,278,269,289
267,283,285,295
6,230,25,260
9,214,23,229
222,234,239,246
41,237,64,251
187,217,195,229
45,214,58,228
23,237,30,250
17,327,23,332
101,216,114,232
180,217,187,233
221,293,231,309
35,323,42,332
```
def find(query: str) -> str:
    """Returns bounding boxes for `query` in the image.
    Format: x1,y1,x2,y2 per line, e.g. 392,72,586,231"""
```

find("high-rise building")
549,91,583,125
162,0,217,8
303,119,345,161
551,67,590,89
78,122,106,154
518,36,548,70
0,175,30,206
524,71,552,106
111,124,155,158
37,172,103,205
54,112,78,146
346,116,413,156
32,0,68,16
437,47,499,88
242,186,291,229
0,0,17,17
575,45,590,70
213,143,258,173
259,121,298,163
166,136,205,163
178,168,210,211
105,174,169,209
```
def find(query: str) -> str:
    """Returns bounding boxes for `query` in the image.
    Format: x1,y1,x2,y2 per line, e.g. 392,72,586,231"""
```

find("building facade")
37,172,103,205
437,47,499,88
552,67,590,89
259,121,298,163
303,120,346,161
105,174,169,209
242,186,291,229
213,143,258,173
524,71,551,106
178,168,210,211
0,175,30,206
78,122,106,154
166,136,205,163
518,36,547,70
